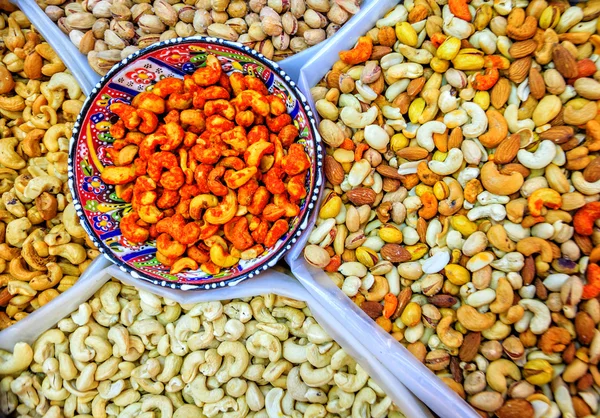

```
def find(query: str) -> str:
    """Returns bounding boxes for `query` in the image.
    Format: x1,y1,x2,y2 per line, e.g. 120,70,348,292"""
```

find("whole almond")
407,77,426,97
491,78,510,109
346,187,376,205
539,126,574,144
396,146,429,161
529,67,546,100
324,155,344,185
583,157,600,182
575,312,595,345
448,127,463,149
376,164,404,180
459,332,481,362
508,56,531,83
360,301,383,319
496,399,534,418
380,244,411,262
522,255,535,285
391,288,412,320
427,294,459,308
574,233,593,255
494,133,521,164
370,45,392,60
553,45,578,78
508,39,538,59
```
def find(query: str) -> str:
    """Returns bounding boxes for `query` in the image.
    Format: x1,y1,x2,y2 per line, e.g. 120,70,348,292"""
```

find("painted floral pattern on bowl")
69,37,322,290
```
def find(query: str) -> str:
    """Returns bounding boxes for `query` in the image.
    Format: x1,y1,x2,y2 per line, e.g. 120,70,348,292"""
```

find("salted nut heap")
37,0,362,74
0,278,404,418
0,5,98,329
305,0,600,416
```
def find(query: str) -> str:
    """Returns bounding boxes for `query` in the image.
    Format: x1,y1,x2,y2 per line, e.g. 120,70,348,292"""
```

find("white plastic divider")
0,261,433,418
0,255,111,351
288,2,481,417
14,0,99,94
15,0,379,94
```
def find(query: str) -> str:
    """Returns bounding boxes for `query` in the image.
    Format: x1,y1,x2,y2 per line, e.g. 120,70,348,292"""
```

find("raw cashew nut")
461,102,488,138
47,73,81,100
571,172,600,195
486,359,521,394
518,299,551,334
334,364,369,393
517,140,557,169
351,387,376,418
339,106,378,129
217,341,249,378
23,175,62,200
246,331,282,362
416,121,446,152
428,149,464,175
480,162,524,196
299,362,334,387
0,137,25,169
0,343,33,375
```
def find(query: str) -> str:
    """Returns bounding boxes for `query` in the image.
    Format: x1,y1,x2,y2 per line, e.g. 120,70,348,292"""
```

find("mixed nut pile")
0,278,403,418
101,60,311,275
0,5,98,329
36,0,361,75
305,0,600,415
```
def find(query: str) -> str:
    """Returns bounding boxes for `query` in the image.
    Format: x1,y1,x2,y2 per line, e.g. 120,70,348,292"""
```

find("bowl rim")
68,35,324,290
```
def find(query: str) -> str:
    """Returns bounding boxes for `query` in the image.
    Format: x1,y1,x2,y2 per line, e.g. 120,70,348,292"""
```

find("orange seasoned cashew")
278,124,299,147
238,179,259,206
224,166,258,189
248,186,270,215
264,219,289,247
339,36,372,65
110,103,140,130
583,263,600,300
231,90,270,117
207,166,228,196
418,192,438,220
161,122,185,151
189,194,218,220
180,109,206,130
157,233,186,258
101,165,136,185
224,217,254,251
245,76,269,95
156,214,201,245
139,134,167,160
574,202,600,236
170,257,198,274
267,95,286,116
473,68,499,91
516,237,554,263
157,190,179,209
167,92,192,110
204,190,238,225
204,99,236,120
131,92,166,114
206,115,235,134
448,0,471,21
188,245,210,264
138,204,163,224
263,204,286,221
248,125,269,144
160,167,185,190
281,143,310,176
192,55,222,87
585,120,600,152
152,77,184,98
221,126,248,152
210,244,240,268
266,114,292,133
147,151,177,182
236,110,255,127
263,167,286,195
287,174,307,201
527,188,562,217
229,72,247,95
136,109,159,134
120,212,149,244
218,156,245,170
245,140,275,167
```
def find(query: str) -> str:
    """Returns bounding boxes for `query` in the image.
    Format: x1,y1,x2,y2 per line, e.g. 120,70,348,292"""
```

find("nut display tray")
0,262,432,418
13,0,379,95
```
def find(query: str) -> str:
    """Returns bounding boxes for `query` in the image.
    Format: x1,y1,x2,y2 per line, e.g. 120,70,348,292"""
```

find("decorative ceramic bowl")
69,36,323,290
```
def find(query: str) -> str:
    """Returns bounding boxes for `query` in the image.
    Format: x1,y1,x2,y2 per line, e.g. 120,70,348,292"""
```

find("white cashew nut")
519,299,552,334
517,140,557,169
461,102,488,138
416,121,446,152
428,149,464,175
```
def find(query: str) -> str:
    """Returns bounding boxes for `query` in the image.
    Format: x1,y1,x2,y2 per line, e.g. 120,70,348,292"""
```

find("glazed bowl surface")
69,36,323,290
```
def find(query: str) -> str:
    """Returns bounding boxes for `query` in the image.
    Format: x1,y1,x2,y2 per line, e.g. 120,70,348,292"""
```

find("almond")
459,332,481,362
508,56,532,83
370,45,392,60
448,127,464,149
508,39,538,59
346,187,376,205
391,288,412,320
380,244,411,262
574,233,593,255
376,164,404,180
539,126,574,144
494,133,520,164
428,294,458,308
324,155,344,185
382,177,401,192
360,301,383,319
491,77,510,109
583,157,600,182
0,288,12,307
396,146,429,161
575,312,595,345
407,77,426,97
522,255,535,285
529,67,546,100
553,45,578,78
496,399,534,418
